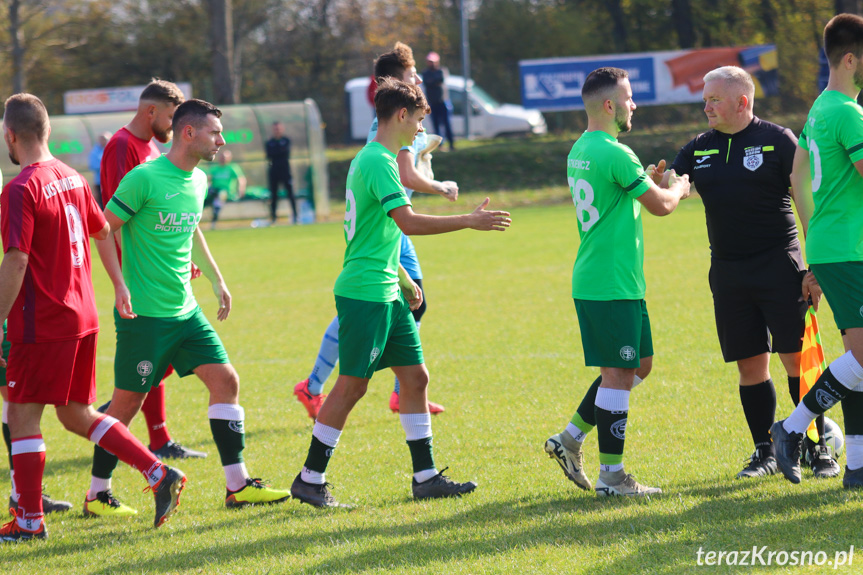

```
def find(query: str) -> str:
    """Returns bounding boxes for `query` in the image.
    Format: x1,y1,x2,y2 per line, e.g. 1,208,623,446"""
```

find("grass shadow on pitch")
7,486,851,574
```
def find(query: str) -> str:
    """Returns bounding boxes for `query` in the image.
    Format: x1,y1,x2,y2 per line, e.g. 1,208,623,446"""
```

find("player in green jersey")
774,14,863,488
89,99,291,511
290,78,510,508
543,67,690,497
207,149,245,229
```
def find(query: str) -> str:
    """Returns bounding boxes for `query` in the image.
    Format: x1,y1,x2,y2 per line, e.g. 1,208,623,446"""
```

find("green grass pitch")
4,193,861,573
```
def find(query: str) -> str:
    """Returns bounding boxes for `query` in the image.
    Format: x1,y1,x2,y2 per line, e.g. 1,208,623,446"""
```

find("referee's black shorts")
708,244,806,363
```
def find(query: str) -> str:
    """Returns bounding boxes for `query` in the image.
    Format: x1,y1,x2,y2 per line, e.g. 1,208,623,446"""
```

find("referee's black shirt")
671,117,798,260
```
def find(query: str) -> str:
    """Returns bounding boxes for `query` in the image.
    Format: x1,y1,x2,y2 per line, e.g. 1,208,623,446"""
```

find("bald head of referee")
701,66,755,135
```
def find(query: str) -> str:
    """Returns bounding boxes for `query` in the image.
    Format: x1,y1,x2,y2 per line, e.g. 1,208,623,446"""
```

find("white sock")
632,375,643,388
565,422,587,443
312,422,342,448
88,476,112,499
831,351,863,390
301,467,326,485
400,413,432,441
17,515,41,531
595,388,630,412
784,403,818,435
846,435,863,470
225,462,250,492
600,463,624,473
413,468,439,483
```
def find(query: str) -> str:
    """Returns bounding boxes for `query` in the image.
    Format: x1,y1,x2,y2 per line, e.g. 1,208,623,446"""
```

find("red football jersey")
99,127,160,207
1,159,107,343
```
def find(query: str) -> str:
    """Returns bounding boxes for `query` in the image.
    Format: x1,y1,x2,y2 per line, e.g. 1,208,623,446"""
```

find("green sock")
91,444,119,479
209,418,245,466
595,405,626,470
303,436,333,473
407,437,435,474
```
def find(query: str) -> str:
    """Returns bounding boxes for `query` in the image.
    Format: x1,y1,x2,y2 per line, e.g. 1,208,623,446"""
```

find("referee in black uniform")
659,66,837,479
265,121,297,224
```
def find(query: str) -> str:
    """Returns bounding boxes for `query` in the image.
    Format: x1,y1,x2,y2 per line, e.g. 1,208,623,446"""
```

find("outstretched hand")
470,198,511,231
667,170,691,200
646,159,666,185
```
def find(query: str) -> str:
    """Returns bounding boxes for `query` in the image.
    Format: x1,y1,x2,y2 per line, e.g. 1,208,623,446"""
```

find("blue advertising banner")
519,45,777,111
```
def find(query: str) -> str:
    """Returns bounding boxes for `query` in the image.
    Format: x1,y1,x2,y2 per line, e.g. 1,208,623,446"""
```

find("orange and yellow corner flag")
801,306,827,441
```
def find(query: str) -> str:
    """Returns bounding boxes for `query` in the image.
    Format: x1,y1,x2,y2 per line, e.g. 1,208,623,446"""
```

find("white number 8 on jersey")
65,203,85,268
568,177,600,232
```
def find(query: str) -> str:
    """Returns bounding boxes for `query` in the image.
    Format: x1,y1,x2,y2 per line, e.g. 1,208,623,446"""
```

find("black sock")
595,405,626,467
2,422,11,470
576,376,603,427
209,418,246,466
842,390,863,436
802,367,850,416
91,444,119,481
303,436,333,474
407,437,436,475
788,376,801,406
815,414,826,447
739,379,776,453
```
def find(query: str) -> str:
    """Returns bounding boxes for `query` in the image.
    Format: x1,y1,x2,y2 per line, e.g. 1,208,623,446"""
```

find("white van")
345,75,546,142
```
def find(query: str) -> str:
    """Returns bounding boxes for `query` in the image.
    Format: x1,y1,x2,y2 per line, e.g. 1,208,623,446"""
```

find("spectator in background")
208,150,246,230
88,131,111,205
265,122,296,224
422,52,455,151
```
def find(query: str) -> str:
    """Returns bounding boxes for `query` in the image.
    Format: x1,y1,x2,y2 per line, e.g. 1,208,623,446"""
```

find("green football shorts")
113,306,229,392
811,262,863,330
573,298,653,368
335,294,424,379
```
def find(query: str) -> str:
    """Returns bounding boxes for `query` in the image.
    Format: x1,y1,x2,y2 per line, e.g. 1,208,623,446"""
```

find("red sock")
11,435,46,526
88,415,163,483
142,380,171,450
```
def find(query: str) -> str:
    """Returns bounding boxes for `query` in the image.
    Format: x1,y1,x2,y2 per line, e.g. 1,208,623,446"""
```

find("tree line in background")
0,0,854,143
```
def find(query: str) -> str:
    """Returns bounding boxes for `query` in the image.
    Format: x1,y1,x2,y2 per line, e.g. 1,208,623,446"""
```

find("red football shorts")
6,333,98,406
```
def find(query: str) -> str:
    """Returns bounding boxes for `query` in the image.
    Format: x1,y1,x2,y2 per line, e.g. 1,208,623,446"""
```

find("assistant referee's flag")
800,306,826,441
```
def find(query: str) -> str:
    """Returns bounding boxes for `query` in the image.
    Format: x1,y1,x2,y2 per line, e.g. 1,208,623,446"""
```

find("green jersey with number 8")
568,131,651,300
799,90,863,264
334,142,411,302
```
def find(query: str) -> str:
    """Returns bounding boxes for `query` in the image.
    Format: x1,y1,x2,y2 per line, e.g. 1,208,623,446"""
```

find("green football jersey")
107,155,207,317
209,163,244,200
568,131,650,300
334,142,411,302
799,90,863,264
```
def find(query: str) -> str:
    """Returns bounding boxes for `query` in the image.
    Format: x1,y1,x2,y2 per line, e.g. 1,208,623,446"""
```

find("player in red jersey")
0,94,186,542
89,81,205,520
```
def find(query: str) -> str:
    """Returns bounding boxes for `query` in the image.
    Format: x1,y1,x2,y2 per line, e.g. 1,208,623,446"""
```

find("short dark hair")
581,67,629,102
374,42,415,81
374,77,429,121
140,79,185,106
3,93,49,143
171,99,222,133
824,14,863,68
